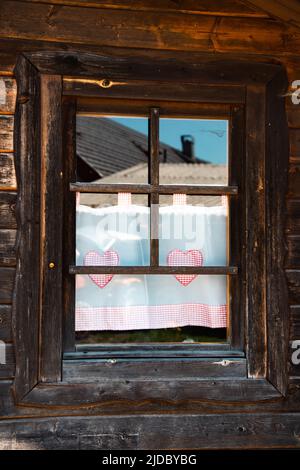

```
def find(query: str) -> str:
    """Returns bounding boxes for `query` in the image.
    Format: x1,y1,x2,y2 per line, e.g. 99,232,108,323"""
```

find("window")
12,52,289,407
74,114,231,346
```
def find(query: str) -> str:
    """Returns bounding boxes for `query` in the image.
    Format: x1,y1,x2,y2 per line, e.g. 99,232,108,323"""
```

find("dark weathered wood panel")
26,50,283,84
287,199,300,235
286,270,300,304
12,55,41,401
39,74,63,383
0,344,15,379
265,70,289,395
0,305,12,342
0,268,14,304
0,153,16,190
287,105,300,128
0,116,13,152
63,358,247,382
0,2,299,55
62,98,76,352
0,77,16,114
288,164,300,197
23,379,281,408
2,413,300,450
0,229,16,267
287,236,300,267
290,306,300,339
10,0,269,17
245,84,266,379
64,78,245,103
0,192,16,229
289,129,300,162
0,37,287,76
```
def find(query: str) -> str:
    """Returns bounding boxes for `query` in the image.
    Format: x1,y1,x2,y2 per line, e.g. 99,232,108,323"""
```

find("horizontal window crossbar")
70,183,238,196
69,266,238,275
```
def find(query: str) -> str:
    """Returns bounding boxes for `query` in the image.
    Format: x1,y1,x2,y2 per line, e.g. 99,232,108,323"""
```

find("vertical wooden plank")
149,107,159,267
245,84,267,379
265,70,289,395
228,105,245,350
62,98,76,352
12,55,41,401
39,74,63,382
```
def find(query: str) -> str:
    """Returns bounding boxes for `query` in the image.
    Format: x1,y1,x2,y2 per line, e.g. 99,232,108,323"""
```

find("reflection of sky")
111,117,228,165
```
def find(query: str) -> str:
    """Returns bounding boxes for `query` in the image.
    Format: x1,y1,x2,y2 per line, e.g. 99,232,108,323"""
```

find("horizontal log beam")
0,2,298,55
10,0,269,18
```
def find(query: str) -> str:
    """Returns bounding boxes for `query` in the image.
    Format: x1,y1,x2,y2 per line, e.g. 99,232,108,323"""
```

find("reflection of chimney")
181,135,195,161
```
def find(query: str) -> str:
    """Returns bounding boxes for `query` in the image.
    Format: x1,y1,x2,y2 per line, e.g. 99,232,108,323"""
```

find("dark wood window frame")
12,51,289,408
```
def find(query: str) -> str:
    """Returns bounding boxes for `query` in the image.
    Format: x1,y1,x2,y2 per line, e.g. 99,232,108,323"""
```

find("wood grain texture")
26,50,283,84
0,153,16,190
0,229,16,267
12,55,41,401
289,129,300,162
0,77,16,114
23,378,281,408
0,192,16,229
287,199,300,234
290,306,300,338
70,183,238,194
9,0,269,17
63,78,246,103
0,2,299,55
39,74,63,383
0,268,14,304
0,116,13,152
62,98,76,352
286,270,300,304
0,343,15,379
265,70,289,395
63,358,247,382
245,84,266,379
2,412,300,450
0,305,12,342
288,164,300,197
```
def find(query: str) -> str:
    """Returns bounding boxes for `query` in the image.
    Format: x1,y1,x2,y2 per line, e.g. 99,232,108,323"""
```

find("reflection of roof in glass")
76,116,209,179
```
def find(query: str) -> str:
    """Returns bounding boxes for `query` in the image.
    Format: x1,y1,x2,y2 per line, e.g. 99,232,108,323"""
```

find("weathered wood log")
286,269,300,304
1,412,300,449
0,343,15,379
0,229,16,267
290,306,300,339
0,2,299,55
9,0,269,17
0,77,16,114
0,153,16,190
0,116,13,152
0,192,16,229
0,305,12,342
0,268,15,304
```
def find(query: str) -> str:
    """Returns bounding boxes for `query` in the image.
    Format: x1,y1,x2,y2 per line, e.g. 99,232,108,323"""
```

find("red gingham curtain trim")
76,303,227,331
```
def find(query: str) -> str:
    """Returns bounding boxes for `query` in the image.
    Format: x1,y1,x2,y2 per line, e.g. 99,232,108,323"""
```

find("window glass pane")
76,116,148,183
159,118,228,185
76,193,150,266
75,275,228,343
159,195,228,266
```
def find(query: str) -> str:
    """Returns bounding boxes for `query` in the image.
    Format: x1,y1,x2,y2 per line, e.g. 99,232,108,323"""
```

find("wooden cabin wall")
0,0,300,449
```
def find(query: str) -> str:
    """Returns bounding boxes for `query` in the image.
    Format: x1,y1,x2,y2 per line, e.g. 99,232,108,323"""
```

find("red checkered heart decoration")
84,250,119,288
167,249,203,286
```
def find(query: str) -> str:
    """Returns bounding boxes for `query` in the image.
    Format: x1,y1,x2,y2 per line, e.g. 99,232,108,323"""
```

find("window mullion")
149,107,160,267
